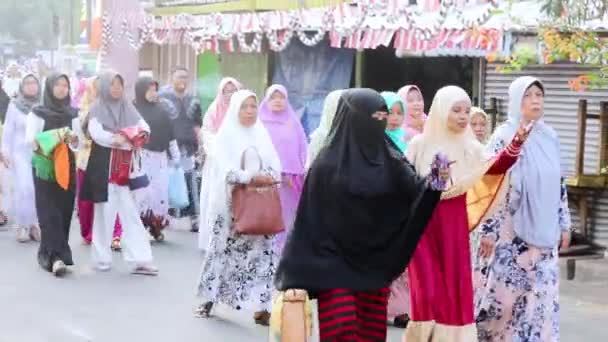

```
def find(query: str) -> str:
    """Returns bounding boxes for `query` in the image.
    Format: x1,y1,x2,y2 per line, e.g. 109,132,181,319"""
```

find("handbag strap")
240,146,263,172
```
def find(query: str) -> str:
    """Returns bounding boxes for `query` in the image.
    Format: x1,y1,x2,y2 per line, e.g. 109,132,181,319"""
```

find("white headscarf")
306,90,344,169
202,90,282,226
407,86,492,199
491,76,562,248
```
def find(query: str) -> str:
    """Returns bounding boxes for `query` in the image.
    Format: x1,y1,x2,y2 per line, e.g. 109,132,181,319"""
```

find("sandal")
253,310,271,326
29,225,41,242
131,265,158,276
0,211,7,226
194,302,214,318
393,314,410,328
111,238,122,251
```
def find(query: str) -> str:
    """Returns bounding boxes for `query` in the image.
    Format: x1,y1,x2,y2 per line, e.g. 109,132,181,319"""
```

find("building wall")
482,62,608,246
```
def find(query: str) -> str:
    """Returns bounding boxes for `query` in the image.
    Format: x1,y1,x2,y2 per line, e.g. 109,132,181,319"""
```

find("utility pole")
69,0,74,45
86,0,93,45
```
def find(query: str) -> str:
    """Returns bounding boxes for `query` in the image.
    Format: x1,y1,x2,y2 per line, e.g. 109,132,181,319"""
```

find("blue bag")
168,166,189,209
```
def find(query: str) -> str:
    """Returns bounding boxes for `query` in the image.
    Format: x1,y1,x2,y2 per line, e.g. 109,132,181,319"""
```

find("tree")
492,0,608,90
0,0,81,52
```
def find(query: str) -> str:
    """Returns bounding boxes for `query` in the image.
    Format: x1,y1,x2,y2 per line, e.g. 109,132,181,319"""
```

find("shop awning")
151,0,349,15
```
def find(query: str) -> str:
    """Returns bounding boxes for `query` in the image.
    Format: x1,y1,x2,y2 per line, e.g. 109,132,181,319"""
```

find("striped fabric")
317,288,389,342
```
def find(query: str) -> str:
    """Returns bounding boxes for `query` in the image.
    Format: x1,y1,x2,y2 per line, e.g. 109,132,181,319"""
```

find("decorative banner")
101,0,505,56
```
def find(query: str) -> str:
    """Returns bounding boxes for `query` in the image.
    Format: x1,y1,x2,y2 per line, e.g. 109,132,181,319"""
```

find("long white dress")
1,103,37,227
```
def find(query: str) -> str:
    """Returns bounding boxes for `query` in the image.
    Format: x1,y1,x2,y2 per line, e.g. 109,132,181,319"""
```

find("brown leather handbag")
232,148,285,235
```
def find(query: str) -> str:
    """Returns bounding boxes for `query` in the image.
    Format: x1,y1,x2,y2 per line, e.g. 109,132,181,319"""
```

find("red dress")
406,149,518,341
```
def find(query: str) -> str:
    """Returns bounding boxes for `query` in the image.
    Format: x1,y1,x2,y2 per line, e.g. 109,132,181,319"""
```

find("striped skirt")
318,288,389,342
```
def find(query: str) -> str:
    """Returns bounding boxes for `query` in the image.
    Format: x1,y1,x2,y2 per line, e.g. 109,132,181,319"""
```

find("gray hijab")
492,76,562,248
89,71,141,132
13,74,40,114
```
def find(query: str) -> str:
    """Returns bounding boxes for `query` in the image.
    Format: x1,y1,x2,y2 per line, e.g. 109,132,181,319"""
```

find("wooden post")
598,101,608,173
575,99,587,177
355,51,364,88
489,97,498,131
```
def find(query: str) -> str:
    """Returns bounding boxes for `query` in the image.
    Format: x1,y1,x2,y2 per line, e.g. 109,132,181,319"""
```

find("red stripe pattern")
318,288,389,342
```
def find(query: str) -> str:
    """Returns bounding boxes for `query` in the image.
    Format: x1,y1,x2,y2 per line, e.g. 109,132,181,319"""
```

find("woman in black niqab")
274,88,444,341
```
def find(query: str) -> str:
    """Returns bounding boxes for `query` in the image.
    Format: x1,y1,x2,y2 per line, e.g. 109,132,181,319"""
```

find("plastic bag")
168,166,189,209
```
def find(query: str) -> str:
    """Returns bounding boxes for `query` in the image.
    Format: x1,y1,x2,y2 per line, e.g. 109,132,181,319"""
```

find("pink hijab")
204,77,242,133
397,85,428,140
259,84,307,175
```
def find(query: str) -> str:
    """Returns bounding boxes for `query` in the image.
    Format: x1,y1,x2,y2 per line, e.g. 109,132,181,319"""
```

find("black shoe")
190,222,199,233
393,314,410,328
168,208,177,218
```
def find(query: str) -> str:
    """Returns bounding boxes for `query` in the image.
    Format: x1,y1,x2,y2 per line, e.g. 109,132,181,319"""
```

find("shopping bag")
269,290,313,342
129,150,150,191
168,166,189,209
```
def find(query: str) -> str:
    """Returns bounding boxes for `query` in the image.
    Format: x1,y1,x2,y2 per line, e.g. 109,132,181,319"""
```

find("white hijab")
203,90,282,224
407,86,492,199
306,89,344,169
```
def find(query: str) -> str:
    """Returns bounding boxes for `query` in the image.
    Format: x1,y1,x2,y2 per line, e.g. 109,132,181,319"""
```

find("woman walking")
259,84,307,255
2,74,40,242
198,77,241,250
380,91,412,328
76,77,123,247
275,88,447,341
398,85,427,142
475,77,571,342
26,73,79,276
404,86,530,341
134,76,180,241
195,90,280,326
81,71,157,276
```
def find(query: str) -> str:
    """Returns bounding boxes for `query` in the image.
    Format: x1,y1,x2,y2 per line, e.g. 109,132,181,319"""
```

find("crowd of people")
0,61,571,341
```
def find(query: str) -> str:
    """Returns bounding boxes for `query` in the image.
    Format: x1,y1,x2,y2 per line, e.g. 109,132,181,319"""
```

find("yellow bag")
269,289,313,342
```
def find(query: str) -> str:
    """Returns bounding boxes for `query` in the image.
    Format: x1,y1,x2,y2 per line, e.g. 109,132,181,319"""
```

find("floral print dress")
196,166,279,313
474,137,571,342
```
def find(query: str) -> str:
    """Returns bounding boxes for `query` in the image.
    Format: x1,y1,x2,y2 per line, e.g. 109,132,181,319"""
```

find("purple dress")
258,85,308,256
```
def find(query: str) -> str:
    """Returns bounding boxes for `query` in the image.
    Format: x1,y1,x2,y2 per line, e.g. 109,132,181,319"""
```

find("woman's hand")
251,175,275,187
282,175,293,188
515,120,535,144
0,153,8,168
428,152,452,191
65,131,79,146
478,236,496,259
111,134,129,148
560,231,571,250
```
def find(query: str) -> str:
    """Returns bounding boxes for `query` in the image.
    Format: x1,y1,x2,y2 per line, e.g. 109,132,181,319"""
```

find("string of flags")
100,0,503,55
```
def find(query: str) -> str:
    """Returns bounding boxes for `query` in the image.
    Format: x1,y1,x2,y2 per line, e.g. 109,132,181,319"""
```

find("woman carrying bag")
195,89,282,326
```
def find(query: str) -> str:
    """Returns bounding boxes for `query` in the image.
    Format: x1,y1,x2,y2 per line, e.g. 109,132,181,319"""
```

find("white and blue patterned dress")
474,137,571,342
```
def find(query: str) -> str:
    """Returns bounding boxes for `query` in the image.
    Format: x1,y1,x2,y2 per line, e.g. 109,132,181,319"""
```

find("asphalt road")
0,220,606,342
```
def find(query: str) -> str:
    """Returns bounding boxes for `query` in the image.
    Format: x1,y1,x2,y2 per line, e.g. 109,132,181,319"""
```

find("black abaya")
31,73,77,272
35,176,75,271
275,89,442,294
